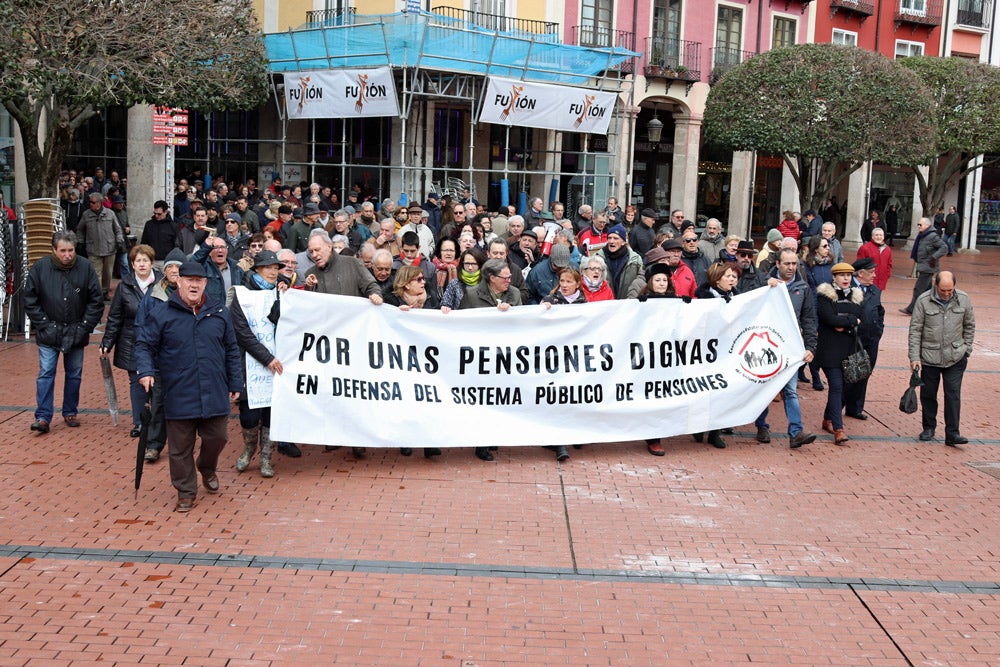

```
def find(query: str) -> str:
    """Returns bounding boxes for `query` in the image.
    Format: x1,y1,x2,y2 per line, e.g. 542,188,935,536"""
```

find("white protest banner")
269,286,805,448
285,67,400,119
478,77,618,134
233,287,279,409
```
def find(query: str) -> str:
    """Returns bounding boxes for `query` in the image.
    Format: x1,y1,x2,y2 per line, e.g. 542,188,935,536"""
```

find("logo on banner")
570,94,609,127
731,327,787,382
289,76,323,112
346,72,389,113
497,84,533,120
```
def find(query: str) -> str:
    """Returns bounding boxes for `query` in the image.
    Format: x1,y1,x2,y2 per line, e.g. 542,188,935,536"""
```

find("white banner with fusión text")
478,77,618,134
285,67,400,119
266,286,805,448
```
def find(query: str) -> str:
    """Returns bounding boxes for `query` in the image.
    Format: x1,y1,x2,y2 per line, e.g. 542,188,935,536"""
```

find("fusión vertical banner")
284,67,400,119
267,286,805,448
478,77,618,134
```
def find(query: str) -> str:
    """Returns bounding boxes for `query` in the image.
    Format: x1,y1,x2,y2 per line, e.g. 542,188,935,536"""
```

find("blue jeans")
946,233,957,255
821,366,845,430
35,345,85,422
755,373,804,438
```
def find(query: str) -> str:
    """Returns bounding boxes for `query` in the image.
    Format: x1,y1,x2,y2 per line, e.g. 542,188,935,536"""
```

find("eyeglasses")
462,262,479,269
586,266,604,272
819,243,829,248
737,252,754,257
411,276,426,283
283,261,297,267
683,238,698,243
673,214,684,219
496,274,513,281
250,243,264,249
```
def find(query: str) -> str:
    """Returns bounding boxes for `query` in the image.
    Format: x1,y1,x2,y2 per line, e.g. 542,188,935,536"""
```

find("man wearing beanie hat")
135,258,242,513
526,243,574,304
843,256,884,421
756,227,784,270
598,223,643,298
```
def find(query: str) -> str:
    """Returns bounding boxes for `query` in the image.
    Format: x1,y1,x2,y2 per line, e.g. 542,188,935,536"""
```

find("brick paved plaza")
1,246,997,665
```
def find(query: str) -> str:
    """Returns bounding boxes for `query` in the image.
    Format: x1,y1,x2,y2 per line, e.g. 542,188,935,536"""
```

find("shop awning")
264,10,639,86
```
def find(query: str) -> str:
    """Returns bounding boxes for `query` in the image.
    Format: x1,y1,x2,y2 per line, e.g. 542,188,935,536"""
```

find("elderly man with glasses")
77,192,125,299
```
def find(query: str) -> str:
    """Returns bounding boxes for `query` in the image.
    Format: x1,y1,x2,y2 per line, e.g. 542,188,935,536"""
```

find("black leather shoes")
919,429,935,441
202,474,220,494
130,425,142,437
399,447,413,456
277,443,301,457
845,413,868,421
30,419,50,434
945,436,968,447
475,447,494,461
423,448,442,458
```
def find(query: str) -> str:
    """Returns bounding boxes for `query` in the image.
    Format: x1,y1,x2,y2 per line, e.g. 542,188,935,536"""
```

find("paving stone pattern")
0,246,998,665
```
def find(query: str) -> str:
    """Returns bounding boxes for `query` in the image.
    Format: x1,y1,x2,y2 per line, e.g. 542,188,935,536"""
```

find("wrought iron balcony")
894,0,944,27
304,7,357,27
643,37,702,83
431,5,559,36
709,47,755,85
569,26,636,74
829,0,876,18
957,0,992,28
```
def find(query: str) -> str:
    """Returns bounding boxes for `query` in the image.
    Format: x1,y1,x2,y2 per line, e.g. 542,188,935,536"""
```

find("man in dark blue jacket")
844,257,884,420
135,262,242,513
189,235,244,307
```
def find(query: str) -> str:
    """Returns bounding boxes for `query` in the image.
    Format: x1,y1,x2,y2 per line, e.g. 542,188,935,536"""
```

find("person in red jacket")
776,210,801,240
854,227,893,291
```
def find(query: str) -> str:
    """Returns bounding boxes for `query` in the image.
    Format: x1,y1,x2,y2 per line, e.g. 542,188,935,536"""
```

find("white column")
728,151,754,238
900,165,928,251
670,115,700,218
843,162,871,251
781,161,801,213
127,105,166,240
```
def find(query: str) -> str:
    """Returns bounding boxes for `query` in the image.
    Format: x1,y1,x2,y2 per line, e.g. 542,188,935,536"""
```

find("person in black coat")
227,250,287,478
139,200,180,269
843,257,884,421
23,230,105,433
101,245,161,435
815,263,864,445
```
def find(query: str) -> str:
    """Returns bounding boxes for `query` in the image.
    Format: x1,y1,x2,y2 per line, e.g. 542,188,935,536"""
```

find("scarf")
562,289,583,303
583,274,605,292
460,268,480,286
135,271,156,294
911,229,933,261
604,245,629,291
813,254,832,266
251,272,276,290
52,253,77,271
401,253,423,268
710,286,734,302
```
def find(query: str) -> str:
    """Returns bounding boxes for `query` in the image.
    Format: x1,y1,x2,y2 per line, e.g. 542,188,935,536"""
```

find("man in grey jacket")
908,271,975,446
76,192,124,298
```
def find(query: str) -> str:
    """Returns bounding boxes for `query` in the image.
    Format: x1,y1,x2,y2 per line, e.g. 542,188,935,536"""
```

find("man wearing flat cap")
397,202,435,259
285,202,323,254
628,208,658,257
135,261,242,513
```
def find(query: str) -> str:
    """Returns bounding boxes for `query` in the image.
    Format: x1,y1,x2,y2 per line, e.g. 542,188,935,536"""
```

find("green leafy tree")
704,43,935,212
0,0,270,199
898,56,1000,216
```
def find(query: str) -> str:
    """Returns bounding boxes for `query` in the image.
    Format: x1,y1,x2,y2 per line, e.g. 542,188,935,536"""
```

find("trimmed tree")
703,43,935,212
898,55,1000,216
0,0,270,200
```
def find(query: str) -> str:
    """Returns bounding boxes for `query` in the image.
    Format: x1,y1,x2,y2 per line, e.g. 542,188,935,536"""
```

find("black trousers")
844,343,879,416
905,271,934,312
920,356,968,441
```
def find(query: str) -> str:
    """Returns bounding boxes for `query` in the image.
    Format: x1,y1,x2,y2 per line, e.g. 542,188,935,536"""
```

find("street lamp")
647,106,663,144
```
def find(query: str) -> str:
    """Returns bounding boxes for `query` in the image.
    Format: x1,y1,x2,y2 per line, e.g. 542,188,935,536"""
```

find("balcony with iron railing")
709,47,755,85
829,0,876,18
569,26,636,74
957,0,993,29
304,7,357,27
894,0,944,26
431,5,559,36
643,37,702,83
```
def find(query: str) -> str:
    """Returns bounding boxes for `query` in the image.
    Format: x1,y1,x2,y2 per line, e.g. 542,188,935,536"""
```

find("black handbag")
899,368,922,414
842,334,872,384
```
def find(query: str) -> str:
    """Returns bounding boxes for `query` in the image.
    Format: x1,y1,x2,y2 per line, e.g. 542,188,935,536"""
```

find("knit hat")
645,263,672,280
607,224,627,240
225,212,241,224
163,248,187,267
766,228,783,244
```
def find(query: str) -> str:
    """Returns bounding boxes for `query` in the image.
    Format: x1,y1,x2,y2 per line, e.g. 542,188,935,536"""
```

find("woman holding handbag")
815,263,864,445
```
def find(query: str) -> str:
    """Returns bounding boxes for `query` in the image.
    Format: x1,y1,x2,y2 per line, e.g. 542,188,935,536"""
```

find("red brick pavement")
0,246,997,665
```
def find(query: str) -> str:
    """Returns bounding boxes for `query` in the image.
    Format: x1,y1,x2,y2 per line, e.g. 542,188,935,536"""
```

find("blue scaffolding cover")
264,11,638,86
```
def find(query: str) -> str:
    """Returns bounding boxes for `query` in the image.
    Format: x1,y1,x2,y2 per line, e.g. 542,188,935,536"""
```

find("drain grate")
966,462,1000,480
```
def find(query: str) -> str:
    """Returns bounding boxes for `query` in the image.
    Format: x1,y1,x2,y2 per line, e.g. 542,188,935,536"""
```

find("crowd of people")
18,169,973,513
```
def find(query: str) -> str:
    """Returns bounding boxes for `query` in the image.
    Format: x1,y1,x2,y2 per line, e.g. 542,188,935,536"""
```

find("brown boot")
834,429,849,445
822,419,834,434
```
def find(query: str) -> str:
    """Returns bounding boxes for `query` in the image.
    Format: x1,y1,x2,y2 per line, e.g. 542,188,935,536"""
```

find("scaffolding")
263,10,638,207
